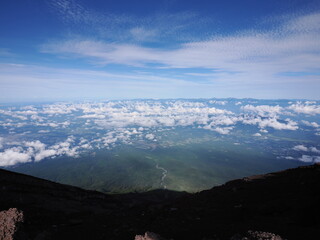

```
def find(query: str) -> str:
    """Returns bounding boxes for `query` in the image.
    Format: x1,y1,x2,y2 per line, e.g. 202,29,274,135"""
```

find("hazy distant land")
0,99,319,193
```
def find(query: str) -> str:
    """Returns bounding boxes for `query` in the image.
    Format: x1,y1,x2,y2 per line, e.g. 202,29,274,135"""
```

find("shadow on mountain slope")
1,164,320,239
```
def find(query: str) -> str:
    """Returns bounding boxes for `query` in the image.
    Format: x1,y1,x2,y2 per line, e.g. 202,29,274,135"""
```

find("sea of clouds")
0,99,319,166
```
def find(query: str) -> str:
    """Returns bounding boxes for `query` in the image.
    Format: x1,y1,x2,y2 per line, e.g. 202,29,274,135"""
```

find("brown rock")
135,231,165,240
0,208,24,240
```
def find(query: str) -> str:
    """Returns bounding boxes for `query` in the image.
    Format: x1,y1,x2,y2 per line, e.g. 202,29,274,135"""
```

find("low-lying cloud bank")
0,99,319,166
0,137,79,167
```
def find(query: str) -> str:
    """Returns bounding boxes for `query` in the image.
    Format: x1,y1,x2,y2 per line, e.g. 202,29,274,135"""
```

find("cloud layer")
0,99,319,166
1,5,320,100
41,12,320,91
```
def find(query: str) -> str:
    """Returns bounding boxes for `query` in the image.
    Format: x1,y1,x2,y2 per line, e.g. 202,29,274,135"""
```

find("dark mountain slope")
1,164,320,239
143,164,320,240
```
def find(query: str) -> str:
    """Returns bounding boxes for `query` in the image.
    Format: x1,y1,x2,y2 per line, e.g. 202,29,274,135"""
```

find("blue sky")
0,0,320,102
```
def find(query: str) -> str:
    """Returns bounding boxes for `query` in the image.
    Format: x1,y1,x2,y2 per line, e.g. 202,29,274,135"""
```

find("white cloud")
299,155,320,163
0,147,32,167
88,100,232,129
301,120,320,128
242,116,298,130
48,0,213,44
293,145,309,152
0,109,28,121
209,100,227,105
288,102,320,115
79,114,105,119
252,133,262,137
130,27,157,42
0,5,320,100
42,104,77,115
34,149,57,162
212,127,233,135
284,12,320,33
25,140,46,151
310,147,320,154
80,143,92,149
1,63,211,101
38,130,50,134
31,115,45,122
241,104,283,117
0,137,81,166
40,12,320,92
43,15,320,72
0,99,318,166
15,110,38,115
145,133,155,140
293,145,320,154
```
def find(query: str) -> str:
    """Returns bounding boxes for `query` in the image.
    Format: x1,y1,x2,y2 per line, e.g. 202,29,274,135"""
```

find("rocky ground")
0,164,320,240
0,208,24,240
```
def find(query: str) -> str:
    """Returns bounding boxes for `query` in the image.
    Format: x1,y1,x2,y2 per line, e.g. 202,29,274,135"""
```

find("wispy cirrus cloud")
41,11,320,83
47,0,212,43
2,1,320,100
0,63,212,101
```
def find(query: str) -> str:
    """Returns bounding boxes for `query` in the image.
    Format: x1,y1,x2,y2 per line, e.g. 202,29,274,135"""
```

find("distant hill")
1,164,320,239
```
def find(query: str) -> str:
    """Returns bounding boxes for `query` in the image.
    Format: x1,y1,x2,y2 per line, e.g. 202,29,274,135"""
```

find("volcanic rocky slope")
0,164,320,240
